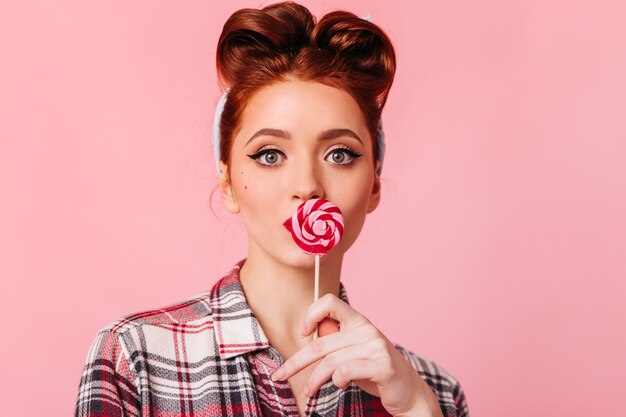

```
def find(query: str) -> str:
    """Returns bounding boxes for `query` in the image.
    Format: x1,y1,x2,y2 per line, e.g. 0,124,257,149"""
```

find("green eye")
331,151,346,163
325,147,362,165
247,147,285,167
263,151,279,164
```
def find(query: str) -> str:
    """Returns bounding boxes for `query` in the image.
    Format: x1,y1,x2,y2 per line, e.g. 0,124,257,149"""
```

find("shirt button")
310,413,320,417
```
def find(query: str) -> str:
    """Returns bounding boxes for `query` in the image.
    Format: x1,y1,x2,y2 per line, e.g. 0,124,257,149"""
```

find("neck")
238,242,343,353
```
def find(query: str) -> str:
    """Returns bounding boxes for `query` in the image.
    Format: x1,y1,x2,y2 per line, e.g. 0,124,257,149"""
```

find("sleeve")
452,381,470,417
394,344,470,417
75,329,141,417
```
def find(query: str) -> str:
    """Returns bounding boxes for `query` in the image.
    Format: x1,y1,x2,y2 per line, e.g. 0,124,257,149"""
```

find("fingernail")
302,386,309,398
271,367,285,381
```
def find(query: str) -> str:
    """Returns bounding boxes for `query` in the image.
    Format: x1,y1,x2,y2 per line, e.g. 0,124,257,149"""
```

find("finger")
302,293,366,336
303,339,380,397
272,326,364,381
331,359,380,391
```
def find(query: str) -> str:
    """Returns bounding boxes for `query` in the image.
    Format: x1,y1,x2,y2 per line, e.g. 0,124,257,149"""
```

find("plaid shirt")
75,260,469,417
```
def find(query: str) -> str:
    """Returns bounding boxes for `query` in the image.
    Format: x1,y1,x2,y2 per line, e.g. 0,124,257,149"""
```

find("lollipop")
283,198,344,338
283,198,344,255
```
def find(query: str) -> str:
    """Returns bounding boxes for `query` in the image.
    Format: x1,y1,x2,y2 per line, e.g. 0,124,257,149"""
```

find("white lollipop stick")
313,254,320,340
282,198,344,341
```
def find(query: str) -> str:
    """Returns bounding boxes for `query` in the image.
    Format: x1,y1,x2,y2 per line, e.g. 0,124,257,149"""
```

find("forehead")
237,80,369,138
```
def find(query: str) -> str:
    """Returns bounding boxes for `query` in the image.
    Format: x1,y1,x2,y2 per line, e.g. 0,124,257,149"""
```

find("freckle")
241,171,244,174
245,186,248,190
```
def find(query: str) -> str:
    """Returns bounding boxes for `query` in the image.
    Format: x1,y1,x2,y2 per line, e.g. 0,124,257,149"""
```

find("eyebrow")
245,128,363,146
319,129,363,144
245,128,290,146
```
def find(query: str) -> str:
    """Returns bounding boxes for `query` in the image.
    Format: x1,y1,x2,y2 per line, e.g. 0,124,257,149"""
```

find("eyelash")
327,146,362,167
246,146,362,168
246,146,285,168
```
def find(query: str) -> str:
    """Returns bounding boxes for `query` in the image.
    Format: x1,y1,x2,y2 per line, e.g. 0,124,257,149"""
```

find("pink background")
1,0,625,416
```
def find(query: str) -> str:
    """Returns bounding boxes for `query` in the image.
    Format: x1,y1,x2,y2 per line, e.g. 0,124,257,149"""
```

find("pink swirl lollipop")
283,198,344,339
283,198,344,255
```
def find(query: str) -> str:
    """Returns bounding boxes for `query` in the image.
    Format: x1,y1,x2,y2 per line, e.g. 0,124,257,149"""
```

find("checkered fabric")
75,259,469,417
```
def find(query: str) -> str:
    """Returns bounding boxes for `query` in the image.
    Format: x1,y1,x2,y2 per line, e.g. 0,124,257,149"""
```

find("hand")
270,293,444,417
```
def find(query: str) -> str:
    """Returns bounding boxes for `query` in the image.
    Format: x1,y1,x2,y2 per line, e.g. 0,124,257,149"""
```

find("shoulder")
86,262,245,357
99,287,214,336
77,276,235,415
394,344,470,417
98,264,245,337
86,277,228,364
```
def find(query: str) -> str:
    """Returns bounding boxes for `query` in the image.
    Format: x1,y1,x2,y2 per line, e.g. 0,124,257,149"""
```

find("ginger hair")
216,1,396,166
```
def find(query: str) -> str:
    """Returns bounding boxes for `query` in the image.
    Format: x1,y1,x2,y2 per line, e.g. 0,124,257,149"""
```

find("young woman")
75,2,469,417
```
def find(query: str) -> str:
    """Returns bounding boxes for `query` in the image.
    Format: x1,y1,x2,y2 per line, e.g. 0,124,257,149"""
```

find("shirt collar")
210,259,350,360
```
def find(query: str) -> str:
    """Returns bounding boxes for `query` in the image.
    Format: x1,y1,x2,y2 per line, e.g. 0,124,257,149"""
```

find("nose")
291,158,324,202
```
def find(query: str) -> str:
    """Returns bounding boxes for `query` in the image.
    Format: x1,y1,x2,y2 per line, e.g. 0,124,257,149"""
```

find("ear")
367,160,382,213
218,161,240,214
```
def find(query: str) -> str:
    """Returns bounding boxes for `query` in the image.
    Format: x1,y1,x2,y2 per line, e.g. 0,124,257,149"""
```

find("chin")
251,234,346,270
279,247,317,269
277,244,347,271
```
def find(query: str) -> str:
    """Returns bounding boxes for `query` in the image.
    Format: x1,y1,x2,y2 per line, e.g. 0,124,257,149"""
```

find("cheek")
237,169,249,191
233,172,277,211
336,175,374,211
333,176,375,244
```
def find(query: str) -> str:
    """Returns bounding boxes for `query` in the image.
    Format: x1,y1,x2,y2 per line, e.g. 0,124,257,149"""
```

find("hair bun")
314,12,395,84
217,3,315,87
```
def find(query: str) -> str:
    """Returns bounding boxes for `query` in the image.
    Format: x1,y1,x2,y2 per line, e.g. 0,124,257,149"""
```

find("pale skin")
218,79,444,417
